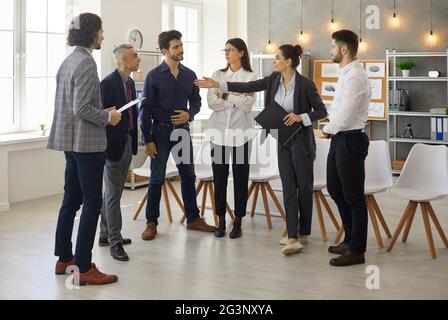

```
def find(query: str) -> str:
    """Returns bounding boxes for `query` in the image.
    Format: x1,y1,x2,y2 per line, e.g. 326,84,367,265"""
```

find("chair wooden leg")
401,200,417,243
371,195,392,238
314,191,328,242
420,202,437,259
334,227,344,244
132,191,148,220
250,184,260,218
425,202,448,248
387,201,415,252
208,182,219,227
317,190,340,231
265,182,286,221
247,182,255,199
162,183,173,223
196,180,204,197
166,179,185,213
260,183,273,229
226,202,235,221
200,182,208,218
366,196,384,248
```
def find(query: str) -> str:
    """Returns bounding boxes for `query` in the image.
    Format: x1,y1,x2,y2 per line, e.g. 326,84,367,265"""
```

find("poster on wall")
321,82,338,96
369,79,383,100
365,62,386,77
368,102,385,118
321,63,340,77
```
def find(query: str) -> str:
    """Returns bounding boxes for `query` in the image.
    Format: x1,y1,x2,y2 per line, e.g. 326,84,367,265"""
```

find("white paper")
365,62,385,77
321,81,337,97
368,102,385,118
322,63,340,77
369,79,383,100
117,97,146,113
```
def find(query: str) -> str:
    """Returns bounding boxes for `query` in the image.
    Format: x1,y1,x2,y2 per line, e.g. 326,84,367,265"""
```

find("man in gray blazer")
48,13,121,286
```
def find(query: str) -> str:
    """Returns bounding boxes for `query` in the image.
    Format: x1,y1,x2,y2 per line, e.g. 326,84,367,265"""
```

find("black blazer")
101,69,139,162
227,70,328,156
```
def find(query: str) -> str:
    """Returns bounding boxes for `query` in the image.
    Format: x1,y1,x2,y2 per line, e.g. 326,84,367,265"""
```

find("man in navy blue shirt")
140,30,216,240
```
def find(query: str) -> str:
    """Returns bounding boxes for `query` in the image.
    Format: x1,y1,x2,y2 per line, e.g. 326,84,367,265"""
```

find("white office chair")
132,155,185,223
180,140,234,226
313,138,341,241
387,144,448,259
334,140,393,247
248,134,286,229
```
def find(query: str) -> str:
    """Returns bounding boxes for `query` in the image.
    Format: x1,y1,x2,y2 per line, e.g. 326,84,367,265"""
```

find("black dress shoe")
99,238,132,247
110,244,129,262
214,216,226,238
328,242,350,255
329,250,365,267
98,238,109,247
229,217,242,239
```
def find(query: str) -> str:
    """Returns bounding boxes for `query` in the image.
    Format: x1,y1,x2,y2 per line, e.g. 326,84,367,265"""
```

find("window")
1,0,69,134
162,1,202,75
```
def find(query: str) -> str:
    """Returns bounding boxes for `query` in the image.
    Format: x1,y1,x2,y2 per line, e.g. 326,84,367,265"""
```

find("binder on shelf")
431,117,437,140
436,117,443,141
444,118,448,141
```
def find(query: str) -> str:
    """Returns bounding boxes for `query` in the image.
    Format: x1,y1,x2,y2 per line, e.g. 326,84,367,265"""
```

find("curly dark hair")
67,13,102,47
158,30,182,51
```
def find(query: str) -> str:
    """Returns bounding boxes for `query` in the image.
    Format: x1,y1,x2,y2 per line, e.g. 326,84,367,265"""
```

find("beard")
332,51,342,63
169,53,184,62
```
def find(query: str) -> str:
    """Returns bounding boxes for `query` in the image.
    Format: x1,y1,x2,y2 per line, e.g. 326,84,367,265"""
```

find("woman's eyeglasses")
221,48,236,54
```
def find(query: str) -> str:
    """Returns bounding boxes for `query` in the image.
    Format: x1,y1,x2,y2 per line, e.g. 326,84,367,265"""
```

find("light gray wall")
247,0,448,141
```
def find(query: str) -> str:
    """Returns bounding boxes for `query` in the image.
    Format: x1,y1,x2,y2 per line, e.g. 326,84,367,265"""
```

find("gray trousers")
277,136,315,238
100,135,132,247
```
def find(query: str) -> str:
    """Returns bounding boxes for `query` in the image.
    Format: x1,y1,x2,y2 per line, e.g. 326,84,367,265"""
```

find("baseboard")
0,202,10,212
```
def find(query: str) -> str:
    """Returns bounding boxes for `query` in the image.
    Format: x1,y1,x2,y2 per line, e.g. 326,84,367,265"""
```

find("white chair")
312,138,341,241
247,134,286,229
387,144,448,259
132,155,185,223
334,140,393,247
180,141,234,226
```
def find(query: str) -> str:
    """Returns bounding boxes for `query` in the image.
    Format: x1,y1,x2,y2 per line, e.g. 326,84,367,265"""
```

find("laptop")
254,101,303,146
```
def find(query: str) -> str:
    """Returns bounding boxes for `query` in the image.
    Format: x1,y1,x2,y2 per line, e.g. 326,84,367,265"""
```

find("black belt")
334,129,363,136
153,120,189,129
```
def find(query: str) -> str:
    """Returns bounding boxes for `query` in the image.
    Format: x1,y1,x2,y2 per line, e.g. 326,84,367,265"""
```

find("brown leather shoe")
329,250,365,267
142,223,157,241
186,217,217,233
55,258,75,275
78,264,118,286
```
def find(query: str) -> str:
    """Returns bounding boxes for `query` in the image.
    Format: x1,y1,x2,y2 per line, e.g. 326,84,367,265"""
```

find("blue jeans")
145,124,200,224
54,151,106,273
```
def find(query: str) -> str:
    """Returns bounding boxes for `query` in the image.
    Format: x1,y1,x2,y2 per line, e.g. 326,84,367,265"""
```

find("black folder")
254,101,303,146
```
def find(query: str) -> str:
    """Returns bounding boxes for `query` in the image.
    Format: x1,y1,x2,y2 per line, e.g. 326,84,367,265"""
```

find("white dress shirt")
206,68,257,146
323,59,371,135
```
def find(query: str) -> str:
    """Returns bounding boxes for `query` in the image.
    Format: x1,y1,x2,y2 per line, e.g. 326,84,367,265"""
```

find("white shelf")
387,51,448,58
389,111,448,117
389,76,448,82
389,137,448,145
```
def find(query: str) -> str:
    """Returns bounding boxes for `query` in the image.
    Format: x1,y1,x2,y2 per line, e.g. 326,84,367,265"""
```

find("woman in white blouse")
206,38,257,239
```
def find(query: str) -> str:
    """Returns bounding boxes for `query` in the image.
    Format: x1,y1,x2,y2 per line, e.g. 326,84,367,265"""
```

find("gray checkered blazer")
47,47,109,153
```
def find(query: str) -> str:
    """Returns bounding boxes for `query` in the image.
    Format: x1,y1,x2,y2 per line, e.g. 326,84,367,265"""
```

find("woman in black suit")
195,44,327,256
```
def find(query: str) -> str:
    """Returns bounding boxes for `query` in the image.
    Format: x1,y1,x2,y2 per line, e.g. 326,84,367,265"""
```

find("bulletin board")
313,59,387,121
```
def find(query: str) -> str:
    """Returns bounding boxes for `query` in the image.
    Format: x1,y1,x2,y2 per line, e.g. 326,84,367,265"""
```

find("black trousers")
278,136,315,239
211,142,251,218
327,130,369,253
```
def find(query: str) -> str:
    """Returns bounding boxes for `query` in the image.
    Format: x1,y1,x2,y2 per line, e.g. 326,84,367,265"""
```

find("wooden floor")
1,181,447,300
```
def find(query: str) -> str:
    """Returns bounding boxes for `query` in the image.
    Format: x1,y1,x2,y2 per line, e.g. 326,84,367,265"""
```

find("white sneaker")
281,240,304,256
280,235,308,245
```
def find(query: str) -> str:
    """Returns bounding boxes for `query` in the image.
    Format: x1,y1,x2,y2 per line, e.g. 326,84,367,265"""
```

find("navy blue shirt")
139,61,201,144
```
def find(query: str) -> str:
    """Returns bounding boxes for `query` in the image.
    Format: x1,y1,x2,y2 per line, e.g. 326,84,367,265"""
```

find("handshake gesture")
106,107,122,126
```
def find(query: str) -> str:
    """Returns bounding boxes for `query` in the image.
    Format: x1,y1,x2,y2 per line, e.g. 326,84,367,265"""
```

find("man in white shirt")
323,30,371,267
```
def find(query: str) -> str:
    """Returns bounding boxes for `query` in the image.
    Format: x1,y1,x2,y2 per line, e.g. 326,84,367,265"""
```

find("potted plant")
397,61,416,77
39,123,46,136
